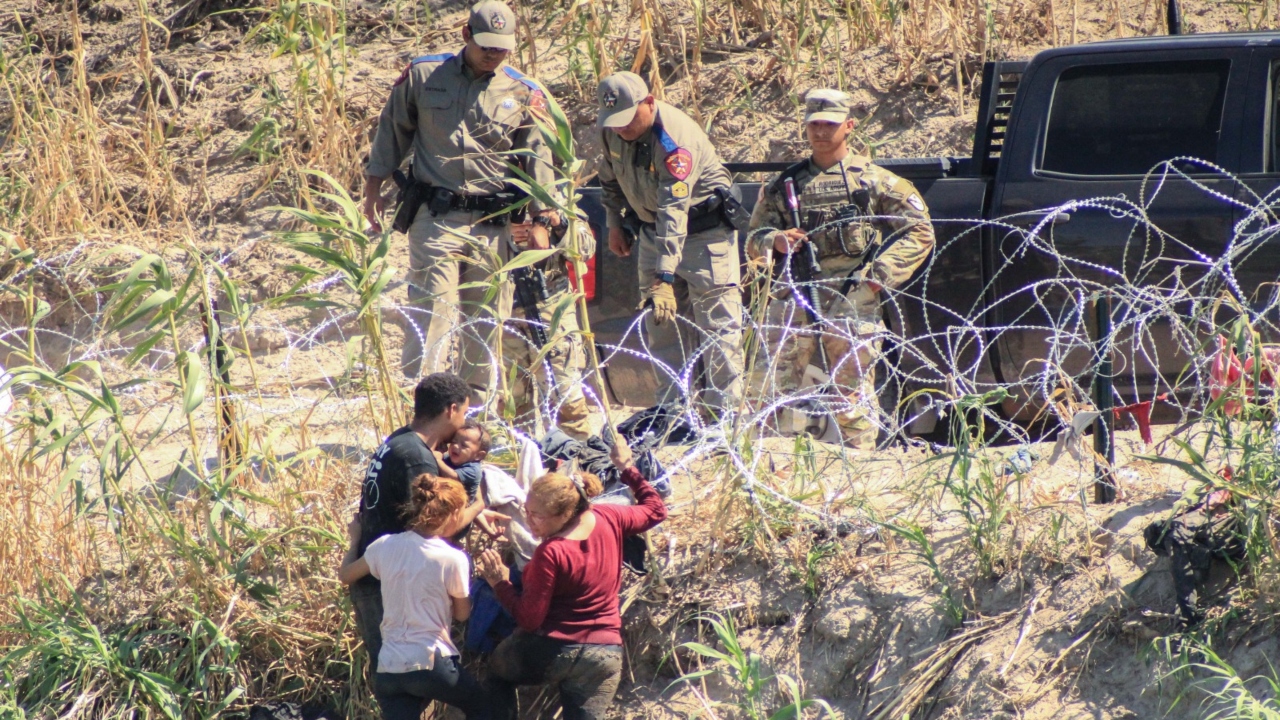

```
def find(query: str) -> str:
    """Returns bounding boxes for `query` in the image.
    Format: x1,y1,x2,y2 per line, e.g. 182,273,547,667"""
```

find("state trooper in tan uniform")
362,1,558,399
502,213,595,440
595,72,744,415
746,90,935,449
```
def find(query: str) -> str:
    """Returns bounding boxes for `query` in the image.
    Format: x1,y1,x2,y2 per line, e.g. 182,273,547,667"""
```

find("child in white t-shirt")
340,474,491,720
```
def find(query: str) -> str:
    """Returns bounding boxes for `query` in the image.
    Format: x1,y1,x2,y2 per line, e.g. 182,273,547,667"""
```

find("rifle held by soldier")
783,177,830,375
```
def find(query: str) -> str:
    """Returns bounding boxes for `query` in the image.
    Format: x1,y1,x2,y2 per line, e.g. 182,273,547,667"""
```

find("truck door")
989,50,1246,413
1232,46,1280,340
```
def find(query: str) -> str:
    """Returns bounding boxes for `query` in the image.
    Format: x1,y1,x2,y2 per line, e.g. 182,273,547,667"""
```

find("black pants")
349,582,384,670
488,632,623,720
375,653,491,720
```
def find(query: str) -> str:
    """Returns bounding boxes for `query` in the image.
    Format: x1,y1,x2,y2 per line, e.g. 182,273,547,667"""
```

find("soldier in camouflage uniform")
595,72,744,415
502,213,595,440
746,89,935,449
362,1,559,399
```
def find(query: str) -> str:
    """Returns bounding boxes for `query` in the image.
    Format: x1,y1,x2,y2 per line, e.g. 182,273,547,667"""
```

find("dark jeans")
375,653,491,720
349,582,384,670
488,631,623,720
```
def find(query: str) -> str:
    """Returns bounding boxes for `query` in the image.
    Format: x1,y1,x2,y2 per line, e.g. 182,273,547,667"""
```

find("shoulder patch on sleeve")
907,193,925,211
502,66,548,111
665,148,692,180
502,65,539,91
395,53,455,86
413,53,455,65
671,181,689,198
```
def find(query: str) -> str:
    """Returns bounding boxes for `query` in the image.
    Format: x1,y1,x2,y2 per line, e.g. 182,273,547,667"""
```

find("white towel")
480,434,545,569
482,465,525,507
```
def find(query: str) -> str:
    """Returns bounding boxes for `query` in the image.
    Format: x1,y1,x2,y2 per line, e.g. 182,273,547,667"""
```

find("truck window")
1041,59,1230,176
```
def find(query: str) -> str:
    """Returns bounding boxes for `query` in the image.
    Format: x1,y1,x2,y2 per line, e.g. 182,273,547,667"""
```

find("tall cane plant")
271,170,402,436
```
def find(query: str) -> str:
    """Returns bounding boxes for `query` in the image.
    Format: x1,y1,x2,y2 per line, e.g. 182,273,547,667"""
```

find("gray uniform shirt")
365,51,555,211
597,101,733,275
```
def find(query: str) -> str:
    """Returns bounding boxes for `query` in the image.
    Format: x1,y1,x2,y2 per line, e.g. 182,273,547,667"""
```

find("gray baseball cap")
804,89,852,124
596,72,650,129
469,1,517,51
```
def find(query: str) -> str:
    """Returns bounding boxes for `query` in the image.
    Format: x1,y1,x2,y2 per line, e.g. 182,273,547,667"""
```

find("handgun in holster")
714,186,752,233
619,209,646,247
390,168,430,234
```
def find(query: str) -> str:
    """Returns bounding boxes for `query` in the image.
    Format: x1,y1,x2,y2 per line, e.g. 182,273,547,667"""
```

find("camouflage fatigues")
597,101,743,412
502,223,595,440
365,52,555,392
746,156,934,448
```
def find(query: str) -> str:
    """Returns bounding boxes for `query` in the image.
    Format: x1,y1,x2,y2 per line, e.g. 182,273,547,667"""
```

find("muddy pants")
375,652,491,720
636,224,743,415
402,208,513,402
754,280,883,449
488,631,623,720
502,291,593,440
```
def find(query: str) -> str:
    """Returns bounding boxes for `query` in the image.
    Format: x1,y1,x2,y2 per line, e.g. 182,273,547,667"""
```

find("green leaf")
1138,452,1218,488
498,249,558,274
663,669,717,695
112,289,175,331
32,298,51,325
123,329,169,367
504,163,564,212
679,641,731,663
546,293,577,340
57,455,89,496
180,352,207,415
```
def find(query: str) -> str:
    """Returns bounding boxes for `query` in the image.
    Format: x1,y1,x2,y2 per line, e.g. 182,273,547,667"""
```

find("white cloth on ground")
480,433,542,569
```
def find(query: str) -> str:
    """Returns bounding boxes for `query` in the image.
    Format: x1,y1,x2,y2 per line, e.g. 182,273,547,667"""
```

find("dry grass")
8,0,1257,252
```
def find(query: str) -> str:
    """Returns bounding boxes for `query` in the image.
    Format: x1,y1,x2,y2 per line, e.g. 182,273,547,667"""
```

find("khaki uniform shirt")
746,155,934,289
597,101,733,275
365,51,555,211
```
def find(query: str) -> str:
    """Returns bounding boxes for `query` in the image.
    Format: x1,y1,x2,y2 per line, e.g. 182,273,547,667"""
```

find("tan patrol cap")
804,89,852,124
596,72,650,129
468,1,517,51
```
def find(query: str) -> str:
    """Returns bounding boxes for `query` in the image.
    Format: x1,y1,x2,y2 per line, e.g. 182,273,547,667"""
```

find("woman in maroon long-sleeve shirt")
476,439,666,720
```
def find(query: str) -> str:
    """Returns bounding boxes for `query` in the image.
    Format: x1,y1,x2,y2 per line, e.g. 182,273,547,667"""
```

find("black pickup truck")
578,30,1280,431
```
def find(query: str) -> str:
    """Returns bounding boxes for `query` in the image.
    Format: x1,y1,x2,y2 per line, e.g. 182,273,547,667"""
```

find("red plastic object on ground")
1209,335,1280,415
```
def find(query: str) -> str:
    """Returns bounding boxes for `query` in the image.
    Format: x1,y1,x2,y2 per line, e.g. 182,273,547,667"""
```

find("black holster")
715,185,752,233
391,171,430,234
620,210,649,244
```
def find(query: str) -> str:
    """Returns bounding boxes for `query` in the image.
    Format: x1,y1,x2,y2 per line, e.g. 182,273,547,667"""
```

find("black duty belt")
619,185,747,238
391,168,525,232
453,192,516,213
423,183,523,225
686,194,726,235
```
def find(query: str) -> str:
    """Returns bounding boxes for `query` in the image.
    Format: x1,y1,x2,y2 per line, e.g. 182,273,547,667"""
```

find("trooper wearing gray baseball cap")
362,0,561,416
595,71,650,129
594,71,745,417
467,0,517,51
